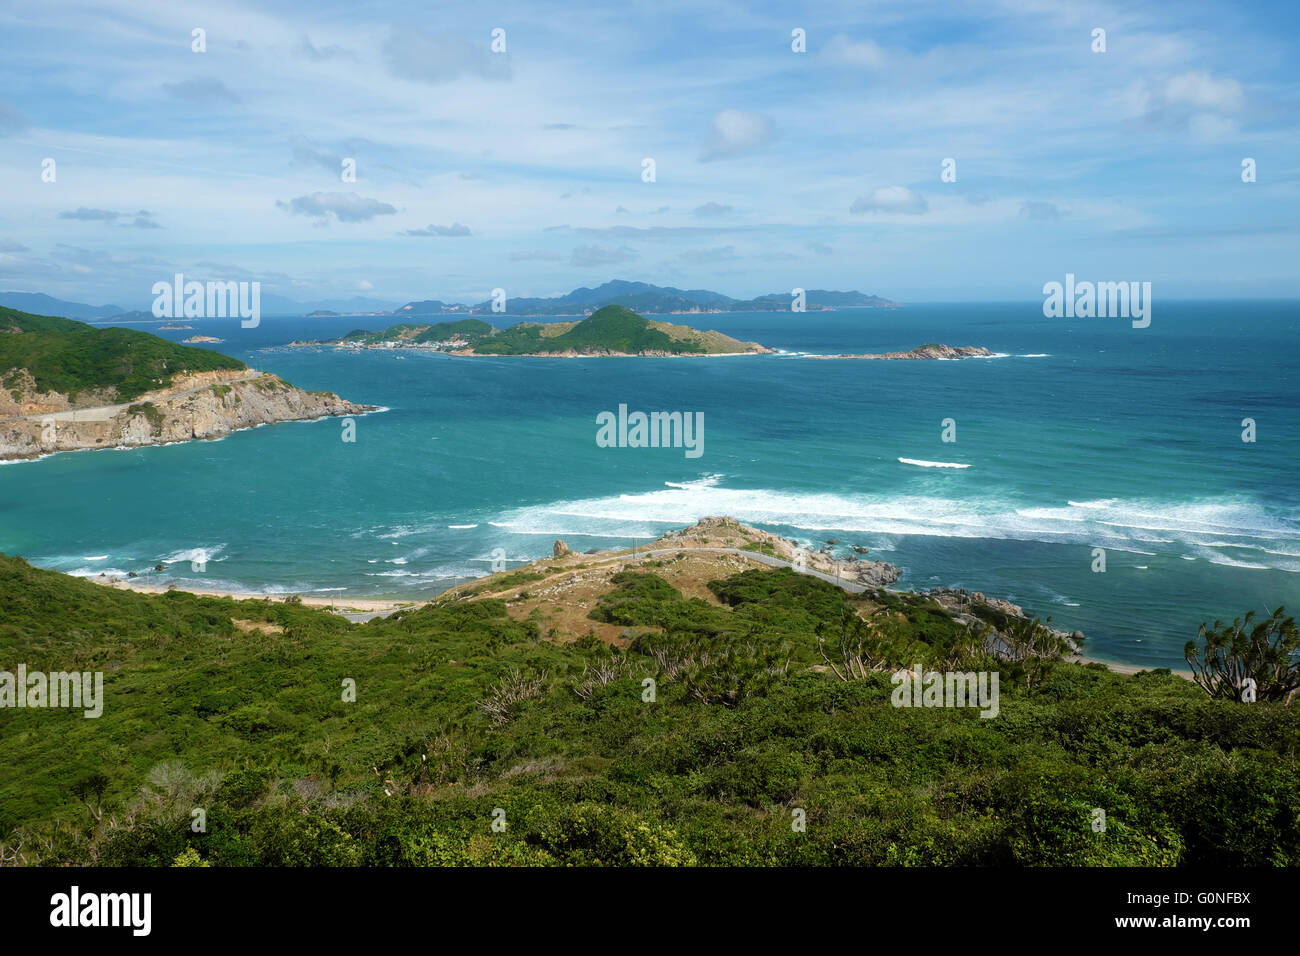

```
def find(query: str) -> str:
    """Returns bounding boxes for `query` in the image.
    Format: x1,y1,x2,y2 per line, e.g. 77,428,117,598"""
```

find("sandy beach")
92,576,414,613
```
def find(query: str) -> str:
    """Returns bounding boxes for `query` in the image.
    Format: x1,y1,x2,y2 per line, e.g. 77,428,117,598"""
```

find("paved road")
13,369,260,423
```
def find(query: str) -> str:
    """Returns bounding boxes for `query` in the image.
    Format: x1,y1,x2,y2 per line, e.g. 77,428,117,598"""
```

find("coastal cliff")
0,369,376,461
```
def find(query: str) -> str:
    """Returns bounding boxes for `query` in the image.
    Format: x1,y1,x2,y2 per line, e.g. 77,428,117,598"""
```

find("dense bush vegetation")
0,306,245,402
1,555,1296,866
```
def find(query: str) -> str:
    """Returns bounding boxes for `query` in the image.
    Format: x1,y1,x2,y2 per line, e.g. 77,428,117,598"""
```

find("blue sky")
1,0,1298,308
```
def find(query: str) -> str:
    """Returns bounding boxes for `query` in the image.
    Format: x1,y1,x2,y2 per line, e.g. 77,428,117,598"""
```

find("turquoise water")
3,301,1297,670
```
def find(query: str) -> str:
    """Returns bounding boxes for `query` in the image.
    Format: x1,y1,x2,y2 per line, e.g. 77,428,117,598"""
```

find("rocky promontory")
0,368,377,461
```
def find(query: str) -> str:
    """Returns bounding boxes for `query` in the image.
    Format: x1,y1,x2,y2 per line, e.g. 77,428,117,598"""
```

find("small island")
293,305,772,356
182,335,223,343
809,344,994,360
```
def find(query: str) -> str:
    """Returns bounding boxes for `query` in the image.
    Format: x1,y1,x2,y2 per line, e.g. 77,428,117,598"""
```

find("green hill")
335,306,765,356
1,552,1296,866
0,306,245,403
475,305,706,355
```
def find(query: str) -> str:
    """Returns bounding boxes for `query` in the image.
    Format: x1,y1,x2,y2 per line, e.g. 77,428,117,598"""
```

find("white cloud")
850,186,929,215
382,26,510,85
276,192,398,223
404,222,472,237
1163,71,1244,113
700,110,775,162
822,34,889,70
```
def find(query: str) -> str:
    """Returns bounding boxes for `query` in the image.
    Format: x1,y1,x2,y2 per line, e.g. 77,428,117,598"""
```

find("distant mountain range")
0,292,127,320
0,291,402,321
2,281,895,323
393,281,896,317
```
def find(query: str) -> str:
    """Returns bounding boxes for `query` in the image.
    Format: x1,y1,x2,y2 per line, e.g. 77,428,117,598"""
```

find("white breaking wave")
664,474,726,490
899,458,970,469
160,544,227,565
447,524,478,529
1205,555,1278,571
488,481,1300,572
68,566,132,579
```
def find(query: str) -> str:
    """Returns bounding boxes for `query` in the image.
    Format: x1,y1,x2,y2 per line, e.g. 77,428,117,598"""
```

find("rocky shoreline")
0,369,377,461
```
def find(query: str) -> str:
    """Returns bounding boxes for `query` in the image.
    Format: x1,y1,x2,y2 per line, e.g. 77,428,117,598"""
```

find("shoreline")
0,404,386,464
286,342,770,357
92,577,414,613
83,542,1193,679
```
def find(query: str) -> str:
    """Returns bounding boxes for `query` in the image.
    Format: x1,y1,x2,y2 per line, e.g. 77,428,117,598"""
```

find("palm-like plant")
1184,606,1299,704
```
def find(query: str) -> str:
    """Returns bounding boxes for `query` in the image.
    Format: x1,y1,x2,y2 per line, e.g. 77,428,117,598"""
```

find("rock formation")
0,369,376,461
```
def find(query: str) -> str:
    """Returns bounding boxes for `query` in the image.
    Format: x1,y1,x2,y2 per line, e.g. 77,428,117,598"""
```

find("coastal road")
11,369,261,423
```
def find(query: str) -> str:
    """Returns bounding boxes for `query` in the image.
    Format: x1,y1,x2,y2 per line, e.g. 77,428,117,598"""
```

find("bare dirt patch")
231,618,284,636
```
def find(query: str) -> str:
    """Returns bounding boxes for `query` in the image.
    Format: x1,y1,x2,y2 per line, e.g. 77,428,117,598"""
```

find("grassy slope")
0,306,245,404
1,554,1297,866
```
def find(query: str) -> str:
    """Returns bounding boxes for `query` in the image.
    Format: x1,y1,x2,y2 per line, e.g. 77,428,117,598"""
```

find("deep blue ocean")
3,301,1296,670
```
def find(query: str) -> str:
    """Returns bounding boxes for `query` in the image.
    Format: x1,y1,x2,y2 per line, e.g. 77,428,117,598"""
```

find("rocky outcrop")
553,540,571,558
656,516,901,588
809,344,994,360
0,370,377,461
923,587,1083,654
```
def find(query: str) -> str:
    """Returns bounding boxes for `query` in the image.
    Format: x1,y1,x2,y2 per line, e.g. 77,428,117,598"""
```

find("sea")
2,300,1296,670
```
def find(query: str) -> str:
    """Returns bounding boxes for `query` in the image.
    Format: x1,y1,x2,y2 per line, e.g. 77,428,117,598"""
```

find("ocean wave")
447,524,478,529
1204,555,1275,570
664,474,726,490
898,458,970,469
489,482,1300,572
160,544,227,565
68,566,132,579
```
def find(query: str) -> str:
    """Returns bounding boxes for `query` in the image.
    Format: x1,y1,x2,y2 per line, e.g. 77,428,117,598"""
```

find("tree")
70,772,110,823
1000,616,1064,691
1185,606,1299,704
816,609,898,680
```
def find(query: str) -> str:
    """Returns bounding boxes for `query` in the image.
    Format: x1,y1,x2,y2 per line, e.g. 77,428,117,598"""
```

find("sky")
1,0,1298,309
